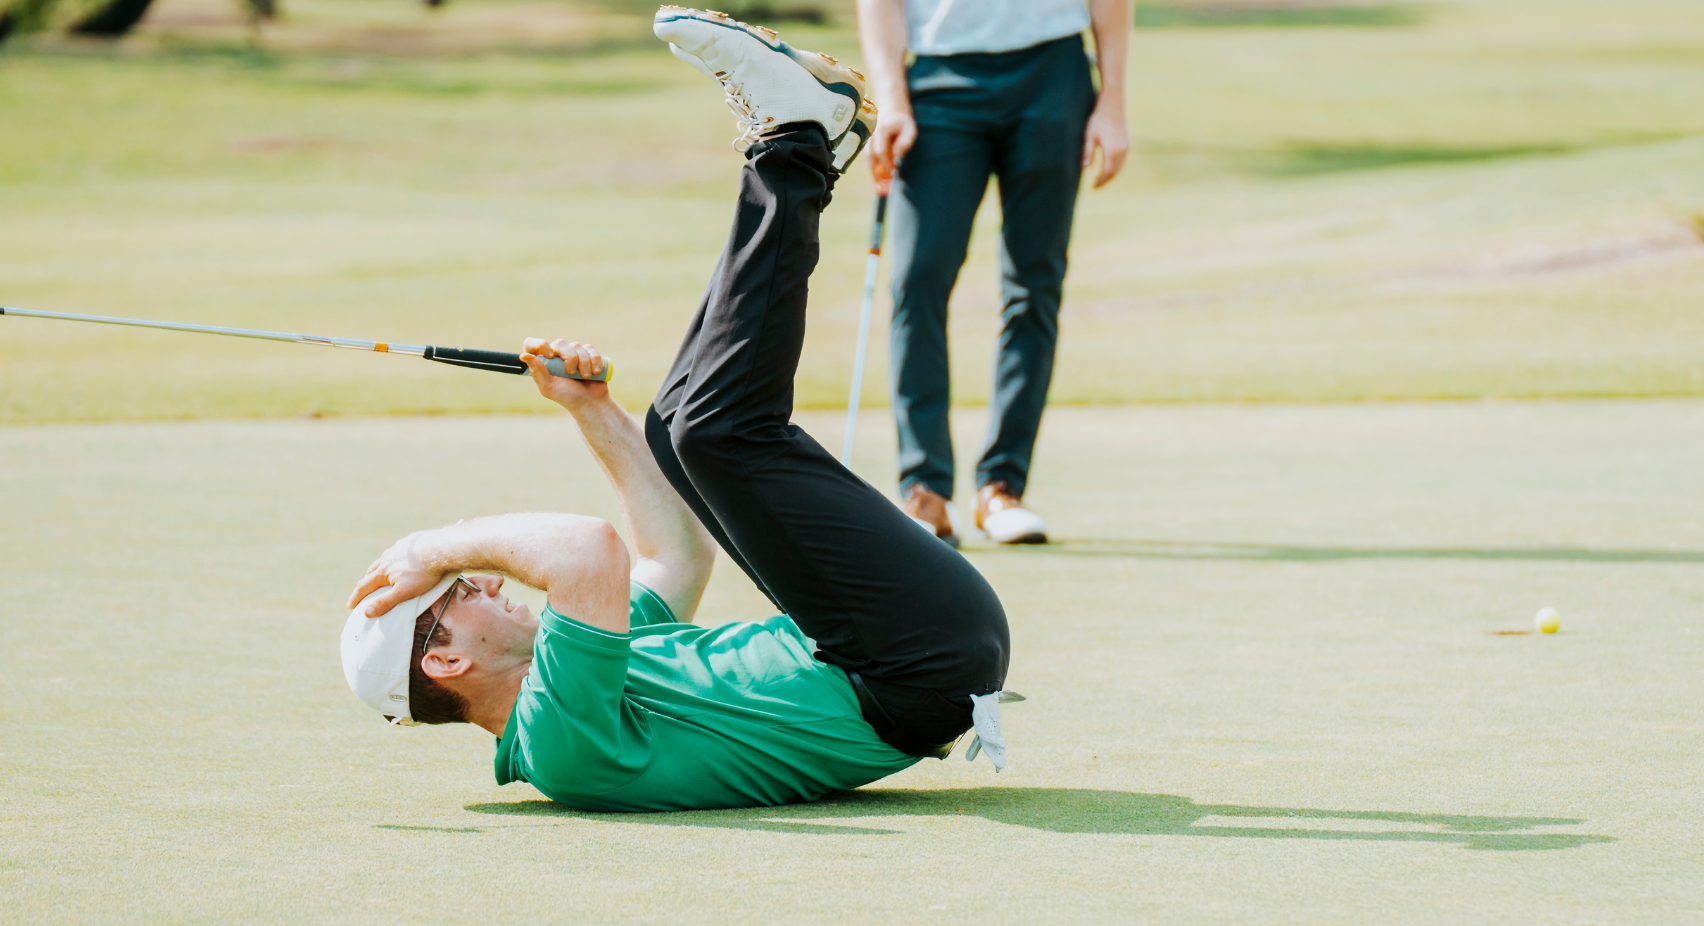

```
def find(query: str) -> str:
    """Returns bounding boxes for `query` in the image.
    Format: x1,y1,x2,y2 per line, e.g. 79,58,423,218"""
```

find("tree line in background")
0,0,460,44
0,0,837,45
0,0,262,42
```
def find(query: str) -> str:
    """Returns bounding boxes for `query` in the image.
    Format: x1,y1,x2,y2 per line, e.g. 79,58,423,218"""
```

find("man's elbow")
580,518,632,577
541,517,633,631
539,515,631,584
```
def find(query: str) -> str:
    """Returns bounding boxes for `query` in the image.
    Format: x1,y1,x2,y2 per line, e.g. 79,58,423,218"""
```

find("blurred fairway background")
3,0,1703,422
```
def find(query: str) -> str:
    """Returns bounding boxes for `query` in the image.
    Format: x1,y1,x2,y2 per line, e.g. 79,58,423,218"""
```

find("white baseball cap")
341,573,460,726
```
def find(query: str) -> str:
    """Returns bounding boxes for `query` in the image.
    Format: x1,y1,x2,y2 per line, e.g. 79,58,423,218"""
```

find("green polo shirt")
493,582,918,812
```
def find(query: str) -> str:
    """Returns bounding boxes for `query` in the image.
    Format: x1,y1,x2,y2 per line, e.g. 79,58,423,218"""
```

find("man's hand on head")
520,338,610,412
346,531,447,617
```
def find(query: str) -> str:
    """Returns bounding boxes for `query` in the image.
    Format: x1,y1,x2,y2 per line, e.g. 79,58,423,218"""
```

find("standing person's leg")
887,53,1001,543
886,119,995,507
976,37,1097,502
652,125,1008,749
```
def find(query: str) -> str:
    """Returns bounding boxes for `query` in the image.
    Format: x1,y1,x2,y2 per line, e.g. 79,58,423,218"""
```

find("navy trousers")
888,34,1096,500
646,127,1010,753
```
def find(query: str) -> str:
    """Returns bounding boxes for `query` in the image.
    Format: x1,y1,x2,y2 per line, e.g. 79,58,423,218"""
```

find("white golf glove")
965,690,1026,772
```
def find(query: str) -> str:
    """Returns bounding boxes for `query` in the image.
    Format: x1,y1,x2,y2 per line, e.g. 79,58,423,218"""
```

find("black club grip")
423,346,612,381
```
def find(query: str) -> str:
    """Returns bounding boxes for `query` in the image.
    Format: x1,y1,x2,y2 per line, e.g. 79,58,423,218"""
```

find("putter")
840,188,888,465
0,306,612,382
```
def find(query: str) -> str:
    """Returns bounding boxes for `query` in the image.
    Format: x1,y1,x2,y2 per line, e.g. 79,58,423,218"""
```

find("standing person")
858,0,1130,546
338,9,1015,813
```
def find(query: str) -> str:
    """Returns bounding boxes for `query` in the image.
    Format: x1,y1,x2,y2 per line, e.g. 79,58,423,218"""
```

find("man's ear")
421,651,473,681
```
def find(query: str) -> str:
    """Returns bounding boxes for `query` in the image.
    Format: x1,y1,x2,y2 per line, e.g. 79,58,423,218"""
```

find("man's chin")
508,603,538,630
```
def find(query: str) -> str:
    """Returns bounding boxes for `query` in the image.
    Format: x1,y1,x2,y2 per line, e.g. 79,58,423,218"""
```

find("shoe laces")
712,70,766,153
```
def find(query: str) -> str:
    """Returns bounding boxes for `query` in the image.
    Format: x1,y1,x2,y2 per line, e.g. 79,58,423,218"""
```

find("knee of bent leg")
668,413,739,471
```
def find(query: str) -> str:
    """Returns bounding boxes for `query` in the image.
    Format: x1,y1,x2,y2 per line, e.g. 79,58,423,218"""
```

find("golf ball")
1535,607,1561,634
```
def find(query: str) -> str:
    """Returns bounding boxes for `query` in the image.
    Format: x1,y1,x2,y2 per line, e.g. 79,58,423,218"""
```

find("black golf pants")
645,126,1011,752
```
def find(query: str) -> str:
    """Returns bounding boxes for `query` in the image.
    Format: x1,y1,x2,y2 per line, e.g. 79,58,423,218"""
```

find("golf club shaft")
0,306,611,382
841,193,887,465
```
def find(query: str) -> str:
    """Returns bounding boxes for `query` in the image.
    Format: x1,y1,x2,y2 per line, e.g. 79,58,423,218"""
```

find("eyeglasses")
423,575,477,650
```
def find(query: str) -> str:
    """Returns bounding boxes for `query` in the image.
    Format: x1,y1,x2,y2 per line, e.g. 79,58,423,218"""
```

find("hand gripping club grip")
424,346,613,382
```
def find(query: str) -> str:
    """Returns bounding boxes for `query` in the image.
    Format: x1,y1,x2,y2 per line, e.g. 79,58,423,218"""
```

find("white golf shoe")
655,6,877,172
975,482,1049,545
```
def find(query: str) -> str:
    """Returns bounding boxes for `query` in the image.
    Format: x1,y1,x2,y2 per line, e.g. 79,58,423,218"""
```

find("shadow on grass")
979,539,1704,564
463,789,1611,851
1134,3,1423,29
1257,142,1578,175
1139,136,1681,180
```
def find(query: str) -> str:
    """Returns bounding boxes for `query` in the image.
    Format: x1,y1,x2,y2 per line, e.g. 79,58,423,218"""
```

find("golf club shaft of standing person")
339,8,1016,814
857,0,1131,547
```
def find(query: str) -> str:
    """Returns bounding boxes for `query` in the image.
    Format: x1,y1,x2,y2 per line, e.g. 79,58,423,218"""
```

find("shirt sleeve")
628,581,680,629
510,606,654,796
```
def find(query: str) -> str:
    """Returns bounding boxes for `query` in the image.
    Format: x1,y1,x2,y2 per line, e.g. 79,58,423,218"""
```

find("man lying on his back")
339,7,1015,813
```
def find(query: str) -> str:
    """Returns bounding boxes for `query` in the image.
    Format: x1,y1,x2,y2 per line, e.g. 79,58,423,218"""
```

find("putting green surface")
4,401,1701,922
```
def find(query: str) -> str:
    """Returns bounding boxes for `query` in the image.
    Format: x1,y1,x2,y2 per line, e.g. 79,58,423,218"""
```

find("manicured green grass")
3,402,1700,921
6,6,1700,921
2,0,1703,422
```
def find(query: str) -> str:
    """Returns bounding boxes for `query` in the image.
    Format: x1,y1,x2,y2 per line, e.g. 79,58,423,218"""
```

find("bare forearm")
564,395,715,619
515,338,715,621
567,398,717,574
1089,0,1130,108
411,513,631,631
857,0,911,114
410,514,615,590
566,396,705,560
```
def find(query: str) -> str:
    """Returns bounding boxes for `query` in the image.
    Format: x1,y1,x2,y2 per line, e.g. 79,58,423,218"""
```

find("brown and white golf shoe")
975,482,1049,545
654,6,876,171
900,483,960,549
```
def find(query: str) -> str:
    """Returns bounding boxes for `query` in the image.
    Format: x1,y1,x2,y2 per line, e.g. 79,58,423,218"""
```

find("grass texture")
2,0,1704,422
5,5,1702,922
3,402,1702,922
